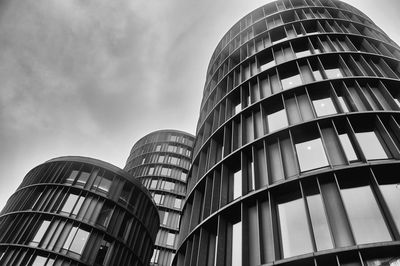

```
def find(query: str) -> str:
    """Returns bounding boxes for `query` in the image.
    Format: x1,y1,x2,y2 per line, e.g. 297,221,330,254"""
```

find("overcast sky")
0,0,399,209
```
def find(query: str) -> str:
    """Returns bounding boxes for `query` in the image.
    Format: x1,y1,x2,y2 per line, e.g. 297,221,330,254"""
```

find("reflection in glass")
356,131,388,160
30,220,50,247
379,181,400,232
339,134,358,161
233,170,242,200
32,256,47,266
61,194,79,214
76,172,90,187
267,109,288,132
260,60,275,71
296,49,312,58
174,198,182,209
325,68,343,79
338,96,350,112
313,70,323,81
295,138,329,172
281,74,303,90
232,221,242,266
278,198,313,257
306,194,333,250
312,98,337,117
69,228,90,255
97,203,113,227
340,184,391,244
166,233,175,246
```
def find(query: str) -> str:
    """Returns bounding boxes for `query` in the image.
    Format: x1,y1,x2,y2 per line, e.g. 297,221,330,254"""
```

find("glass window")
167,145,177,152
155,145,161,152
313,69,323,81
295,138,329,172
154,194,161,204
97,203,113,227
340,184,391,244
95,239,111,265
97,176,112,193
378,180,400,232
260,60,275,71
150,180,157,189
180,172,187,181
338,96,350,112
339,134,358,161
325,68,343,79
356,131,388,160
233,170,242,200
278,198,313,257
232,221,242,266
166,233,175,246
267,109,288,132
65,228,90,255
72,196,84,216
312,98,337,117
174,198,182,209
148,167,155,175
163,212,169,225
65,170,79,184
30,220,50,247
170,157,179,165
306,193,333,250
32,256,48,266
161,167,170,176
76,171,90,187
61,194,79,214
120,183,131,203
296,49,312,58
151,249,160,264
234,102,242,115
158,156,165,163
281,73,302,90
164,181,175,191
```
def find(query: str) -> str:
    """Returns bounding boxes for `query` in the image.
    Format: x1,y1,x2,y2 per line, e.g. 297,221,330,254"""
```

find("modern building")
0,156,159,266
173,0,400,265
124,130,195,266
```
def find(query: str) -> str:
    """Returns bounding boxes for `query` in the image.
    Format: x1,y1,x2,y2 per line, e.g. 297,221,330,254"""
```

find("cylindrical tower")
0,156,159,266
124,130,195,266
174,0,400,265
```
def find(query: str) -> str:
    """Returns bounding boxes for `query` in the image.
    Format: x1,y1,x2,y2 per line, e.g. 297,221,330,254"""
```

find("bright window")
295,138,329,172
356,131,388,160
267,109,288,132
312,98,337,117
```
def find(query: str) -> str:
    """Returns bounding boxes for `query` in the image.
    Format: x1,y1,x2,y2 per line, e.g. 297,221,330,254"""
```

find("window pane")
174,198,182,209
72,196,85,216
76,171,90,187
61,194,78,214
30,220,50,246
163,212,169,225
95,239,111,265
69,228,89,255
281,74,302,90
325,68,343,79
306,194,333,250
32,256,48,266
166,233,175,246
267,109,288,132
313,69,323,81
278,198,313,257
295,138,329,172
232,221,242,266
340,185,391,244
356,131,388,160
379,182,400,232
65,170,79,184
312,98,337,117
339,134,358,161
338,96,349,112
97,177,112,193
233,170,242,200
97,203,113,227
63,227,78,251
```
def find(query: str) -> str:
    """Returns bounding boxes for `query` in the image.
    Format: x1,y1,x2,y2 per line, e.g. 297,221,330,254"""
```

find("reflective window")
278,197,313,257
232,221,242,266
148,167,155,175
312,98,337,117
356,131,388,160
234,102,242,115
313,69,323,81
339,134,358,161
340,184,391,244
154,194,162,204
65,170,79,184
325,68,343,79
170,157,179,165
378,180,400,232
306,193,333,250
295,138,329,172
281,73,302,90
97,203,113,227
151,249,160,264
61,194,79,214
161,167,170,176
233,170,242,200
164,181,175,191
32,256,48,266
95,239,111,265
267,109,288,132
97,176,112,193
166,233,175,246
163,212,169,225
296,49,312,58
63,227,90,255
158,156,165,163
260,60,275,71
30,220,50,247
76,171,90,187
120,183,131,203
167,145,177,152
155,145,161,152
174,198,182,209
180,172,187,181
72,196,84,216
150,180,157,189
338,96,350,112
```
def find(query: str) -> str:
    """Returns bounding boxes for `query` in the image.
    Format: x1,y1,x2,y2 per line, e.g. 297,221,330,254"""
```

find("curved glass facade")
0,156,159,266
124,130,195,266
174,0,400,265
